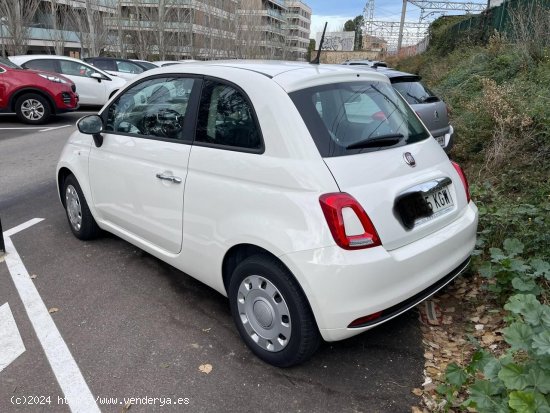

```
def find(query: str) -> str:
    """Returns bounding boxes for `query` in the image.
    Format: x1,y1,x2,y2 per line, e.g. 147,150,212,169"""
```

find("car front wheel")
63,174,100,240
228,254,320,367
15,93,52,124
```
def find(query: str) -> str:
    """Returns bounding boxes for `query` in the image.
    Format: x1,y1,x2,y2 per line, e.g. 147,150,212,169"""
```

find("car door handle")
156,173,182,184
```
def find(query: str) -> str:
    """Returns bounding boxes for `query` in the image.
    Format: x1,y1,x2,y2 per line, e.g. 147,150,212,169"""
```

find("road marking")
0,127,46,130
0,303,26,373
39,125,72,132
4,218,45,238
3,219,100,413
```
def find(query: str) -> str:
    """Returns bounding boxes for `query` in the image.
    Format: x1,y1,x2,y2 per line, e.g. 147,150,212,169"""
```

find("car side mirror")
90,72,104,82
77,115,104,147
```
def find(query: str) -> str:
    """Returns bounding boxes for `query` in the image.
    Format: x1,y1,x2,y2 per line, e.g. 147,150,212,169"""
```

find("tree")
344,19,355,32
46,0,70,55
352,15,364,51
306,38,315,61
66,0,112,57
0,0,41,55
343,15,364,51
235,0,265,59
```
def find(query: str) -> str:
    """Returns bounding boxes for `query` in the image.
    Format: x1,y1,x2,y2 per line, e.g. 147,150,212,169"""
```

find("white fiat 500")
57,62,478,367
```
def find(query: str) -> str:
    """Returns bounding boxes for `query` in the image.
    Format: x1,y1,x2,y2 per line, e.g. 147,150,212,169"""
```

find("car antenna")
310,22,327,65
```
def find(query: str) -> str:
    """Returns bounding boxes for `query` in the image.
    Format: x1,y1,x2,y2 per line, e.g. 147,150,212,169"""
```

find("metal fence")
447,0,549,43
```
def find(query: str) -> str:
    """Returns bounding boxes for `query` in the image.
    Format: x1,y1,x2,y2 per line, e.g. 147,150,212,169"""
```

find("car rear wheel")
228,254,320,367
15,93,52,124
63,175,100,240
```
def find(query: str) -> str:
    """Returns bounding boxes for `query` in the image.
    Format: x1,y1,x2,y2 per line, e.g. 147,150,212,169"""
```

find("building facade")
0,0,311,60
285,1,311,61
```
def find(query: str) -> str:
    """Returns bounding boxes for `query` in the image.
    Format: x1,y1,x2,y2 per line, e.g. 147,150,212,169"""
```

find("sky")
307,0,419,38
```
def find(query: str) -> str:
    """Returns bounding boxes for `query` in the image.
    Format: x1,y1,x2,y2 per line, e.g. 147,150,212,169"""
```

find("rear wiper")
406,93,422,104
421,96,440,103
346,133,405,150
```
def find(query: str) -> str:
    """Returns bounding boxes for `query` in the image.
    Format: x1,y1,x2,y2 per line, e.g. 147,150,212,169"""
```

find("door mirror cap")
77,115,104,147
90,72,104,82
77,115,103,134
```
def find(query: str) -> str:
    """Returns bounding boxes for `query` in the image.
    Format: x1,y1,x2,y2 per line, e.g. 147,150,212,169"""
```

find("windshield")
0,57,21,69
136,61,158,70
290,81,430,157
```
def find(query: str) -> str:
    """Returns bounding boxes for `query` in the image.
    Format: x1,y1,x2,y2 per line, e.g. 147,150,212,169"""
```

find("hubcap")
21,99,45,121
237,275,291,352
65,185,82,231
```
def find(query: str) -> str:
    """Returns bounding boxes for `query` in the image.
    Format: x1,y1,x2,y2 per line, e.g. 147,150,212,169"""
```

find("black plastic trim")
348,257,471,328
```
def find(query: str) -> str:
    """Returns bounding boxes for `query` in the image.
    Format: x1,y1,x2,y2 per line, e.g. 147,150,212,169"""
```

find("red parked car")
0,57,78,124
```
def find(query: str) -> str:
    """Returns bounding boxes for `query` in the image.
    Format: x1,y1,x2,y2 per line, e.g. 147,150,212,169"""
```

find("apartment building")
1,0,311,60
107,0,239,60
285,0,311,61
236,0,288,59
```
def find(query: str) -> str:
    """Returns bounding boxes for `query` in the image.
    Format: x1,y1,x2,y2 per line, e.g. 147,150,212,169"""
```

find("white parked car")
56,62,478,367
9,55,127,106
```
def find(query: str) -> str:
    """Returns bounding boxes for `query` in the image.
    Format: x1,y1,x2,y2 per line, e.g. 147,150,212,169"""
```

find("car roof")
146,60,390,92
9,54,115,77
341,65,420,81
380,69,421,81
10,54,87,63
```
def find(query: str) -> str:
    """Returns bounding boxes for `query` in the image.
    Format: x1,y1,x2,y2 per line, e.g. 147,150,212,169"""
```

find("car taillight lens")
451,161,470,203
319,193,381,250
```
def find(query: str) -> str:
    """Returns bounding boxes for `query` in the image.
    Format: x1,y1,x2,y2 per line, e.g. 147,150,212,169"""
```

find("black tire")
63,175,101,240
15,93,52,124
228,254,321,367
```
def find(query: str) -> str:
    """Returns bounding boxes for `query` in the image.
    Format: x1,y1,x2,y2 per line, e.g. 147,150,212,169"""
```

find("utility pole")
397,0,407,52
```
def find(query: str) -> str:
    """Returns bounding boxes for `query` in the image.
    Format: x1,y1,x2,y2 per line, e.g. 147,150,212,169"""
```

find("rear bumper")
433,125,454,153
53,91,79,114
279,201,477,342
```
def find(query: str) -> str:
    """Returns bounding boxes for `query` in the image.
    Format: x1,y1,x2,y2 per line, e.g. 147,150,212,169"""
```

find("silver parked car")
346,66,454,153
383,70,454,153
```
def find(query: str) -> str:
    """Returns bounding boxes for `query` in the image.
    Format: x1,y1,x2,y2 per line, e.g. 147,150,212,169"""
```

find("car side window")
93,59,116,71
23,59,57,72
104,77,195,141
195,80,262,151
116,60,143,74
59,60,99,78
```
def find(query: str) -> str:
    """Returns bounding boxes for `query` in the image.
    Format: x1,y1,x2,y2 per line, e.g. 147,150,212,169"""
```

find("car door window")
59,60,100,78
195,80,263,151
93,59,116,71
116,60,144,74
23,59,57,72
104,77,196,141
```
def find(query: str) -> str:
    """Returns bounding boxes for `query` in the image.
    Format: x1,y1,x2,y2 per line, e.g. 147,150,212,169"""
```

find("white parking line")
39,125,72,132
0,127,46,130
3,219,100,413
0,303,26,372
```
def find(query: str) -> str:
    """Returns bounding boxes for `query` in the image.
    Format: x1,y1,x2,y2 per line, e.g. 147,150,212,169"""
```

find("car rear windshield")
391,79,438,105
289,81,430,157
0,57,21,69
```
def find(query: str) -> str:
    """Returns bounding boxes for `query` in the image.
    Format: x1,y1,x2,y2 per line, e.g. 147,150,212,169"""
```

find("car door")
57,60,110,105
88,75,201,254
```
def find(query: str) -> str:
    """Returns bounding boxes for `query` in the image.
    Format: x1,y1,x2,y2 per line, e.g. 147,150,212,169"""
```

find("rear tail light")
451,161,470,203
319,193,381,250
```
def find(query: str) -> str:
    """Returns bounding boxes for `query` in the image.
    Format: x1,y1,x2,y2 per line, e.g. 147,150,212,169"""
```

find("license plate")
416,186,454,225
435,135,445,147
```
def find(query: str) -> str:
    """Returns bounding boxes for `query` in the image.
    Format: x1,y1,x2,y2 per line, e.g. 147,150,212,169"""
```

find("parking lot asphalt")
0,112,424,412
